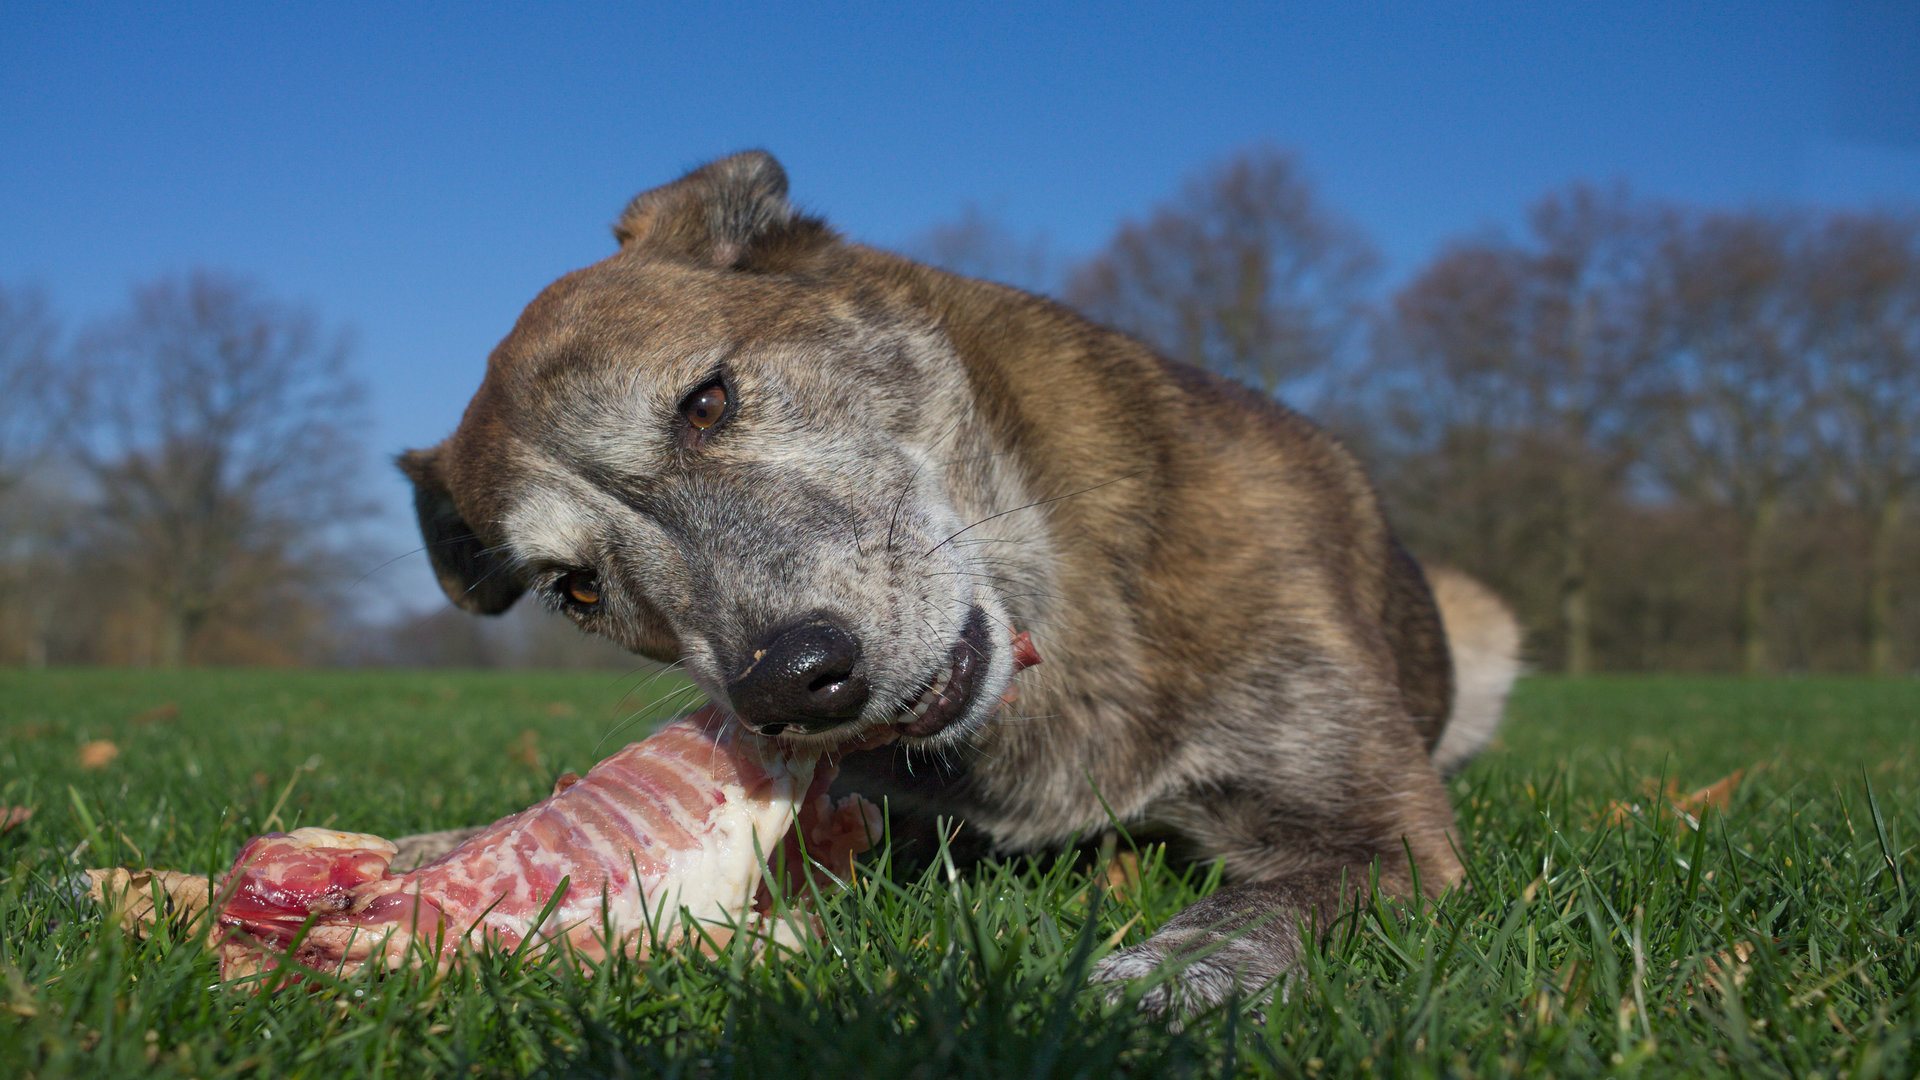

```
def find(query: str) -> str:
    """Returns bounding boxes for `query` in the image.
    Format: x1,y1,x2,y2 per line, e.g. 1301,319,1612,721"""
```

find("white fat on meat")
213,706,874,981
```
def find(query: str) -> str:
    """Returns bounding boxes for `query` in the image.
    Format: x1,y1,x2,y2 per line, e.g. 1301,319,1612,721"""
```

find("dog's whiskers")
925,471,1143,558
595,682,705,755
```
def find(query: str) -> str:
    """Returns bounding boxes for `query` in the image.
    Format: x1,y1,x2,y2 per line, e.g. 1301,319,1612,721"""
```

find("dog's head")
402,151,1040,748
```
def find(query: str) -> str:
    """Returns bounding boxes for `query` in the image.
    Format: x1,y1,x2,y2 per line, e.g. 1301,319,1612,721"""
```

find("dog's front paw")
1089,929,1273,1021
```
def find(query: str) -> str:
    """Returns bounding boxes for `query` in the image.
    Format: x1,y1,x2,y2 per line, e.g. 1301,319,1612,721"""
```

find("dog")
398,150,1521,1016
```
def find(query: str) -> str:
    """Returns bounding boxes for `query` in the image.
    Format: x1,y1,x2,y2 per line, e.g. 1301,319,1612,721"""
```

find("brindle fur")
401,151,1520,1017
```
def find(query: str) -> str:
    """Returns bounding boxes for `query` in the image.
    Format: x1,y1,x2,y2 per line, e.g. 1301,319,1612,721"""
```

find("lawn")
2,669,1916,1078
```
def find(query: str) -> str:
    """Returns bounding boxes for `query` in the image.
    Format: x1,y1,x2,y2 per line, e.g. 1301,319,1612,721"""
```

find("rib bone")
212,706,876,981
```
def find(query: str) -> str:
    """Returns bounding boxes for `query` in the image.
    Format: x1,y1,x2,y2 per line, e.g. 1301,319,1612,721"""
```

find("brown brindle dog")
400,151,1521,1016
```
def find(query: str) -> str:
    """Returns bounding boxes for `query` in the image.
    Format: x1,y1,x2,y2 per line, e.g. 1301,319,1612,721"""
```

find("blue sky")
3,2,1916,615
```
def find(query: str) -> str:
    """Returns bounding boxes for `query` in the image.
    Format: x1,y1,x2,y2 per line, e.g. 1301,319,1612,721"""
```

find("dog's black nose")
728,616,869,732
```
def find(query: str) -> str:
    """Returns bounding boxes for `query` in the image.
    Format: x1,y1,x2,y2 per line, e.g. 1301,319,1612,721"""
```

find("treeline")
919,151,1917,675
2,149,1913,672
0,273,779,672
1352,192,1916,675
0,273,371,667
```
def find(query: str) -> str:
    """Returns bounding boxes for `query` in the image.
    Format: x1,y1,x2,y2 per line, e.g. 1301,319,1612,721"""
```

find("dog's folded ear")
613,150,837,272
397,446,525,615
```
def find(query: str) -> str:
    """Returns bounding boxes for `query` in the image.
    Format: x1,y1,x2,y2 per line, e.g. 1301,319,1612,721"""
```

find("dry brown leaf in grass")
1,806,32,832
510,729,541,768
1675,768,1749,817
1637,775,1680,799
1676,940,1757,997
544,701,575,718
83,868,214,938
1601,799,1641,826
1704,940,1756,992
77,740,119,770
1602,767,1754,828
1103,849,1142,895
129,703,180,726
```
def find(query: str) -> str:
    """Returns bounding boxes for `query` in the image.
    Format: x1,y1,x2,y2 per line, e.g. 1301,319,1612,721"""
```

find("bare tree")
1805,213,1920,674
0,285,58,492
70,271,371,666
1376,186,1666,672
1652,211,1818,674
1362,242,1542,604
907,203,1056,295
0,285,67,665
1519,188,1670,674
1066,147,1378,394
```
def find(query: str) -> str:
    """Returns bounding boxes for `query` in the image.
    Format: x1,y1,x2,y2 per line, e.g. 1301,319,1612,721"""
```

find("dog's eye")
684,383,727,430
558,572,600,607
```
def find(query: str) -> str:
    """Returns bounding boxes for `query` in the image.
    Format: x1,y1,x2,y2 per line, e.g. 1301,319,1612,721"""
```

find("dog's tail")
1427,567,1523,776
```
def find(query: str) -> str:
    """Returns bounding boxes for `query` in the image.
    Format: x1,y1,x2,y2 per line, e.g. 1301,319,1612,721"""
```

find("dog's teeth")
897,655,966,726
901,683,936,721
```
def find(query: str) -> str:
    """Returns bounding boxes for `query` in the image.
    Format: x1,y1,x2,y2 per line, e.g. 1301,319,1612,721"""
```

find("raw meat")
212,706,877,981
99,629,1043,983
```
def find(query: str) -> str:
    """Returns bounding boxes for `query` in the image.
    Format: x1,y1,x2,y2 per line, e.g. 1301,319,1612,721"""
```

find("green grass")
2,670,1917,1078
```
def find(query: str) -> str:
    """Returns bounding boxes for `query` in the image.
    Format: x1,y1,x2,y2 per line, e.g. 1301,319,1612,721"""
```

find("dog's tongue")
1009,630,1042,673
995,630,1042,712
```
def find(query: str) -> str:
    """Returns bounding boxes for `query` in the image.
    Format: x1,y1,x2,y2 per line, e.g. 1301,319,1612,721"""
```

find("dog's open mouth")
887,606,1043,741
894,606,994,739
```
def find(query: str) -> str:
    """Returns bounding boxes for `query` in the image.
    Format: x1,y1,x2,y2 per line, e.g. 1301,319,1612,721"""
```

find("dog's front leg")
1091,748,1463,1020
1089,866,1373,1018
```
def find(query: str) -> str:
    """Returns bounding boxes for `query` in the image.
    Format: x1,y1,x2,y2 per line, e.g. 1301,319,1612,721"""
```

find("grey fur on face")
429,261,1044,751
